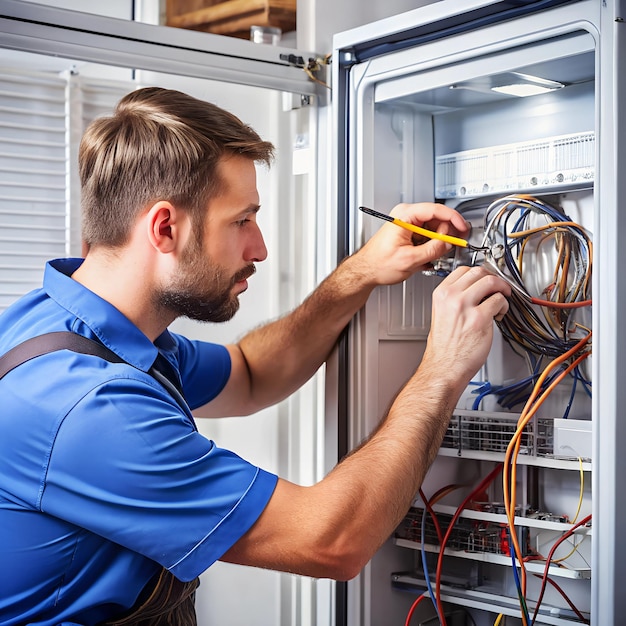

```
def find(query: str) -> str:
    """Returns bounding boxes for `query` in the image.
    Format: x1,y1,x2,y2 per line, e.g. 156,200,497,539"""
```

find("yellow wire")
494,614,504,626
552,535,587,564
571,456,584,524
549,458,586,565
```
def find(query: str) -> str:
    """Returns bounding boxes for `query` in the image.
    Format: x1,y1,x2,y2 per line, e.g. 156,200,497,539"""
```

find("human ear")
147,201,178,253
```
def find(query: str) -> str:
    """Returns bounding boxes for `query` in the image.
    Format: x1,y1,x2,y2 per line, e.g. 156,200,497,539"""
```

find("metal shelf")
394,538,591,580
423,503,593,534
391,573,590,625
437,446,592,471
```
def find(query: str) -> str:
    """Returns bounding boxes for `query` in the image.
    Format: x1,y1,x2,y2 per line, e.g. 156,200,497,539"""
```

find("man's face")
156,155,267,323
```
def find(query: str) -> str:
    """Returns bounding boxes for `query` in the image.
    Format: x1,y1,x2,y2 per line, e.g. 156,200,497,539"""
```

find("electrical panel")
390,190,593,626
347,9,598,625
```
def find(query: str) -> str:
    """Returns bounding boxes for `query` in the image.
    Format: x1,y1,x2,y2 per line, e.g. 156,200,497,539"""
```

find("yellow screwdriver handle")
359,206,471,249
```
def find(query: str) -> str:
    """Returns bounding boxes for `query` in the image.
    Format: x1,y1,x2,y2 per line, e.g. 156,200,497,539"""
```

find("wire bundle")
478,197,594,624
478,195,592,359
467,194,593,413
405,195,594,625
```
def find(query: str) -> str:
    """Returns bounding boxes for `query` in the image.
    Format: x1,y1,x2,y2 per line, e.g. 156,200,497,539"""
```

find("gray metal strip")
0,0,324,97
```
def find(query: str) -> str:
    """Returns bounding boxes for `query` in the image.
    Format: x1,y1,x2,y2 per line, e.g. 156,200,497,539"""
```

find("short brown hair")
79,87,275,248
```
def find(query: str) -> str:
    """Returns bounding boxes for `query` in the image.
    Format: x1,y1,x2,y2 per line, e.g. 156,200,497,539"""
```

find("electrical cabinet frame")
331,1,625,624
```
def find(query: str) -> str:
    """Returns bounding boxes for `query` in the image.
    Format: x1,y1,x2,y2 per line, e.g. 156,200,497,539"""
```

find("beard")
155,239,255,323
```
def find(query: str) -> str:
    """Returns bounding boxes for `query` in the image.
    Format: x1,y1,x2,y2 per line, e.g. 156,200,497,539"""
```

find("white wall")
297,0,441,53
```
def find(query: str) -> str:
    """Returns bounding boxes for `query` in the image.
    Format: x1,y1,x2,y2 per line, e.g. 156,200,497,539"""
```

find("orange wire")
502,333,591,612
508,221,591,239
503,337,591,560
504,349,590,603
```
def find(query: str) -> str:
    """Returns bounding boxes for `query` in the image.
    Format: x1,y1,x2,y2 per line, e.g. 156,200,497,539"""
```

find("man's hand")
355,202,471,287
422,265,511,392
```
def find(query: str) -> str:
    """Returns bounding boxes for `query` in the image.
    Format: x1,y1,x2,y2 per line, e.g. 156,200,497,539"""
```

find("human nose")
247,222,268,263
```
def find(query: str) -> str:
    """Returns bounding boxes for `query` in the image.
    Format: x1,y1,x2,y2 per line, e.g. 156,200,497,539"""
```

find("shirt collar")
44,258,177,373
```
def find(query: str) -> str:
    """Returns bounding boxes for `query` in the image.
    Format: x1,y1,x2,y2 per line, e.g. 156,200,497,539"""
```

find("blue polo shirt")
0,258,278,626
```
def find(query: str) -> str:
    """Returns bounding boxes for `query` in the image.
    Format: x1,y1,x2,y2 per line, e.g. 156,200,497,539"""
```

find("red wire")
530,297,592,309
404,593,428,626
531,574,589,623
531,514,592,624
419,485,460,546
434,464,504,625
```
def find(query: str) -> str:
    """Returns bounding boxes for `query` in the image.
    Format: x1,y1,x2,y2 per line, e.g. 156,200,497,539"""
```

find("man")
0,87,510,625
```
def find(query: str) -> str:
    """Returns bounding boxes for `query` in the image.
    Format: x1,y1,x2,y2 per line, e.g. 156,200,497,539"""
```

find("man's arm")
220,265,511,578
195,202,471,418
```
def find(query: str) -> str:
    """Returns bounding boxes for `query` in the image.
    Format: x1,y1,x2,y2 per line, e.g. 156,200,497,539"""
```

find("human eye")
234,206,259,227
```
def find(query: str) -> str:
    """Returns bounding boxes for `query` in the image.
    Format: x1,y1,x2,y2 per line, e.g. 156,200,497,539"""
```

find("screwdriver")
359,206,488,253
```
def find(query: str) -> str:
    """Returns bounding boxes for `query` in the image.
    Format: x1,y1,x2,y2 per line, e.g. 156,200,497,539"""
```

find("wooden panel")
166,0,296,39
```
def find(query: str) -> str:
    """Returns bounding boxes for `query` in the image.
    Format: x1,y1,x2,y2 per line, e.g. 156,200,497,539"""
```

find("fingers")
389,202,471,238
440,265,511,314
359,204,496,290
440,264,508,291
493,298,510,322
364,202,471,278
422,266,511,387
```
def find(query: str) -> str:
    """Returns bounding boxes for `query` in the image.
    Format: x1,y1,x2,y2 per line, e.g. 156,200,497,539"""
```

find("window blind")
0,68,133,313
0,69,67,312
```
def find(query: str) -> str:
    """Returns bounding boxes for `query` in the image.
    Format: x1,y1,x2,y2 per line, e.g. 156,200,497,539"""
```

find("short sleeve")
41,375,278,582
170,335,232,410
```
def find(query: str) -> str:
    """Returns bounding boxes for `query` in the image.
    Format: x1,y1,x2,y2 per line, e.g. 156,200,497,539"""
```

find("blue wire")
495,374,538,405
562,374,578,419
471,373,539,410
563,365,593,417
509,531,531,625
574,366,592,398
472,382,495,410
420,502,443,624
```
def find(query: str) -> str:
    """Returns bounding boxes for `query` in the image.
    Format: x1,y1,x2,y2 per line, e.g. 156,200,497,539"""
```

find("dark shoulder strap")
0,332,187,411
0,331,123,380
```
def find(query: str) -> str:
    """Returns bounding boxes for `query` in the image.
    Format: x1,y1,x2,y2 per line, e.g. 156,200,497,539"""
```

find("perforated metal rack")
442,410,554,458
396,507,530,557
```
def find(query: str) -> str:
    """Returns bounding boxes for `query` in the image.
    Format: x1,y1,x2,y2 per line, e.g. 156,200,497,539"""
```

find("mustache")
231,264,256,285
